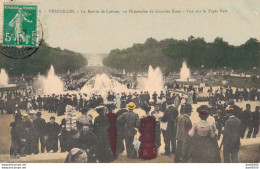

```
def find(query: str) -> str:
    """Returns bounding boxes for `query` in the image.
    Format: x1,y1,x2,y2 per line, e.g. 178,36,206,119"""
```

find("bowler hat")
228,99,235,105
141,103,151,112
36,112,42,116
80,107,89,114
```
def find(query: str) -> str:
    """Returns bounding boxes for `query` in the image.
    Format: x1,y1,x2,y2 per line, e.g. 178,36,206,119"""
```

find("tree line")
0,41,87,76
103,36,260,75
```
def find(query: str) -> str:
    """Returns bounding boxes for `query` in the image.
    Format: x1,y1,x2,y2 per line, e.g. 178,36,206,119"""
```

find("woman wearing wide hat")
139,103,157,160
93,105,114,162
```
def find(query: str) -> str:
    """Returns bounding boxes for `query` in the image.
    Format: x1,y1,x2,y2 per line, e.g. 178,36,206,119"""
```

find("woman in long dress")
93,106,114,163
188,105,215,163
115,94,121,109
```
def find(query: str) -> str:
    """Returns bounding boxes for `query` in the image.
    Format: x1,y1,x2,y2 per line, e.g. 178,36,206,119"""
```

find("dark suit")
252,110,259,137
240,109,250,138
79,131,97,162
33,117,47,153
222,116,241,163
117,110,140,158
116,109,128,156
161,107,178,155
45,122,61,152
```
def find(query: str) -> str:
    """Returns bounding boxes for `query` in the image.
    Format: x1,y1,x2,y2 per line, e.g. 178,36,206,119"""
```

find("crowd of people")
2,84,258,163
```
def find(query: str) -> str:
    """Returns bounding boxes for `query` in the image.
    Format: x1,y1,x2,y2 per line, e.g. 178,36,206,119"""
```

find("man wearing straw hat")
117,102,140,158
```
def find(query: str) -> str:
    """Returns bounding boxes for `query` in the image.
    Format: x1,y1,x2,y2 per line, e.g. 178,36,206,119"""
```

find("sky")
1,0,260,54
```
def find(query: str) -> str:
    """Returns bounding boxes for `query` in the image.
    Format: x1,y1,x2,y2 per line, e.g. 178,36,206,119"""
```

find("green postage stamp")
3,5,38,46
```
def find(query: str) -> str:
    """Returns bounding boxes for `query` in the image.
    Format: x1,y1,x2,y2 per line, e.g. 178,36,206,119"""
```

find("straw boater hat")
127,102,136,110
22,113,30,119
225,107,235,113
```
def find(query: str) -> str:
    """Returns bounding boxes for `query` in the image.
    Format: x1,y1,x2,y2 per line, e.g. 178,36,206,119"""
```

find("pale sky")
1,0,260,53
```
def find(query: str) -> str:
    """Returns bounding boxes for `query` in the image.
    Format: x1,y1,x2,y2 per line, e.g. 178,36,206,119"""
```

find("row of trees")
0,41,87,76
103,37,260,74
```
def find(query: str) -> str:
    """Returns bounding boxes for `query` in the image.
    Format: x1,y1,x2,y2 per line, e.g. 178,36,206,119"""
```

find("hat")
228,99,235,105
104,103,116,111
141,103,151,112
22,113,30,119
95,105,106,114
199,110,208,115
50,116,55,120
15,113,22,120
70,148,82,156
217,110,223,114
36,112,42,116
80,107,89,114
127,102,136,110
225,107,235,113
197,105,210,115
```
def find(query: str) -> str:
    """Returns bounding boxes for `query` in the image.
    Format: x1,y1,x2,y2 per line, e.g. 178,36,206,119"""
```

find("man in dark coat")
117,102,140,158
22,114,37,155
10,113,23,158
78,125,98,162
240,104,251,138
246,105,254,138
59,119,69,152
57,99,65,116
45,116,61,153
33,112,46,153
120,93,127,109
161,106,178,155
115,107,128,157
174,104,192,163
222,108,241,163
0,97,5,114
43,95,47,111
152,92,158,104
36,95,43,111
251,106,259,138
13,114,28,157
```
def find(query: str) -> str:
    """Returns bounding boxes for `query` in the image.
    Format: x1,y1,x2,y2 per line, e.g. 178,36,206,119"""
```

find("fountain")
81,73,128,97
0,69,17,89
86,55,103,66
0,69,8,86
176,62,196,82
138,65,164,93
37,65,64,94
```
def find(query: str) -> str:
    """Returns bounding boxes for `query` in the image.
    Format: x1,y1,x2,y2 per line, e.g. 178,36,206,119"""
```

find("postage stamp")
2,5,38,46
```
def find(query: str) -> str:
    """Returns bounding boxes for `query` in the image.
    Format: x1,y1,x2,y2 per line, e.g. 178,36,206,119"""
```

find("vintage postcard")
0,0,259,168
